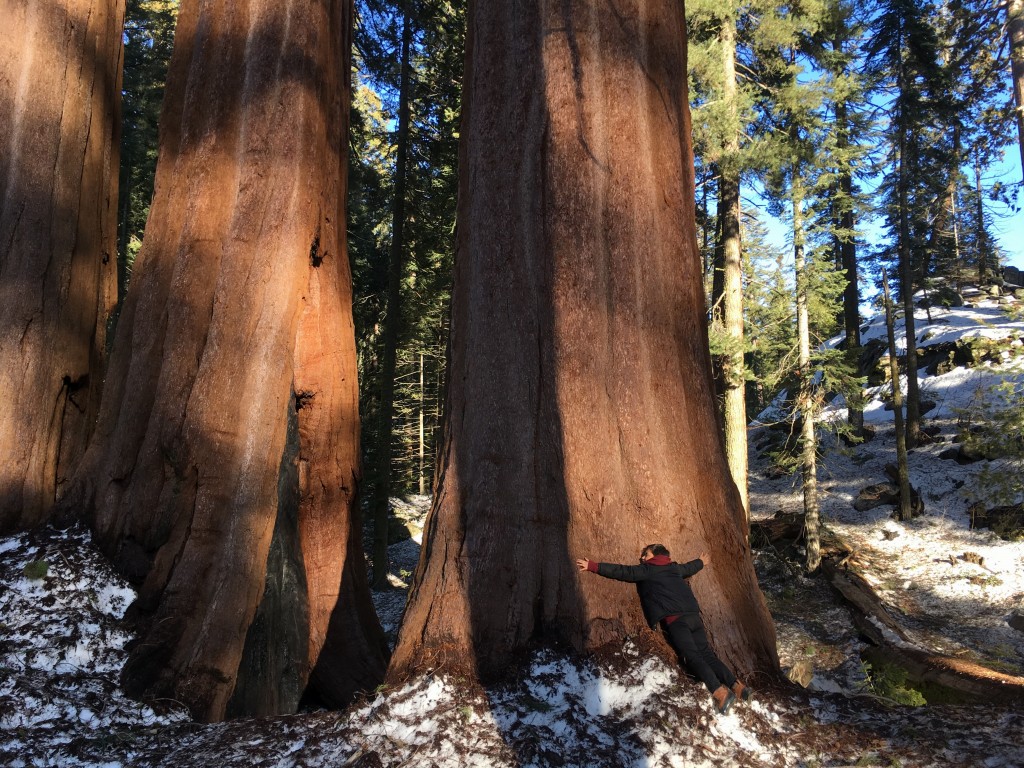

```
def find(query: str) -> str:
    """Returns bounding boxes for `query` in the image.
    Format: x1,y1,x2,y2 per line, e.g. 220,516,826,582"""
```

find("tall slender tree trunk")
58,0,387,721
974,149,989,286
388,0,778,683
419,352,426,495
1008,0,1024,182
834,98,863,437
0,0,123,533
897,109,921,448
793,176,820,574
713,12,748,521
370,1,414,589
882,269,912,522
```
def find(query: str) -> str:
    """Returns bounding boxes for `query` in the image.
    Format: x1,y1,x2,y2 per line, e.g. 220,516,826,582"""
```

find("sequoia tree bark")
0,0,123,532
59,0,387,721
388,0,778,683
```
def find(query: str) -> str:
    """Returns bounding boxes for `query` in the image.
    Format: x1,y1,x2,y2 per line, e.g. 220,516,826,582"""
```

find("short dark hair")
643,544,670,557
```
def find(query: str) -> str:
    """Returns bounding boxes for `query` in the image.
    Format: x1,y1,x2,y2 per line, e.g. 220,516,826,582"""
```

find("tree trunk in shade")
388,0,778,684
57,0,388,722
370,0,414,590
0,0,123,533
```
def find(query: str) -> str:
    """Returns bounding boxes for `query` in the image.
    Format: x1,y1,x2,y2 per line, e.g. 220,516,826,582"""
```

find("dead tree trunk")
0,0,123,533
58,0,387,721
388,0,778,684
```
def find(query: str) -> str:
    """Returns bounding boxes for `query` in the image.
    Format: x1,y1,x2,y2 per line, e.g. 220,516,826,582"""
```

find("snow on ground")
752,289,1024,676
3,290,1024,766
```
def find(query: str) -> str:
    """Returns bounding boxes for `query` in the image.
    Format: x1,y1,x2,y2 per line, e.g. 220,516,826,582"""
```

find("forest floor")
2,288,1024,767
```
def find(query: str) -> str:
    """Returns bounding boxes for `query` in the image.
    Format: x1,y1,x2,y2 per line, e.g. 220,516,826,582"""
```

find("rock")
787,658,814,688
1009,611,1024,634
921,425,941,437
908,485,925,518
970,503,1024,541
860,474,923,516
350,752,385,768
939,447,960,461
919,399,937,415
854,482,899,511
989,285,1002,297
387,516,413,543
1004,265,1023,288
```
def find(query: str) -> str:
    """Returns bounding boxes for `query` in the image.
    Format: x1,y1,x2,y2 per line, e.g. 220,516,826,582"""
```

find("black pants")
664,613,736,693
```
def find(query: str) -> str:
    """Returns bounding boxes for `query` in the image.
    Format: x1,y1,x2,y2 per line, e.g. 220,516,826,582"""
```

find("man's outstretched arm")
576,557,649,582
677,551,710,578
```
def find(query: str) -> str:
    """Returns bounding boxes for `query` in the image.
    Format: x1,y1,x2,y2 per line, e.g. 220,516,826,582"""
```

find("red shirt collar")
646,554,673,565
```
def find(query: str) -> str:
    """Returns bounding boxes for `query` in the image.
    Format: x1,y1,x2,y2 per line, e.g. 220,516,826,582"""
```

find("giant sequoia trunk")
389,0,778,683
59,0,387,721
0,0,123,533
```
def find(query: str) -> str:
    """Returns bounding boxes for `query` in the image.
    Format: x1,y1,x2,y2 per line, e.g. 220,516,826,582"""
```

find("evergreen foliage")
118,0,179,300
350,0,464,501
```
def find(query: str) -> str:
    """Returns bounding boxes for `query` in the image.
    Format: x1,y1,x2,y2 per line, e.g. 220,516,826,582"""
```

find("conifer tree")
118,0,179,301
865,0,946,448
352,0,463,539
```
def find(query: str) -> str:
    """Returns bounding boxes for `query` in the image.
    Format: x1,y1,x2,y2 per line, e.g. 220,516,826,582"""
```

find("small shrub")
22,560,48,580
860,660,927,706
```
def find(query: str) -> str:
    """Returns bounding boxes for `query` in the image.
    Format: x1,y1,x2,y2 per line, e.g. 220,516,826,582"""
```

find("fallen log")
821,558,1024,704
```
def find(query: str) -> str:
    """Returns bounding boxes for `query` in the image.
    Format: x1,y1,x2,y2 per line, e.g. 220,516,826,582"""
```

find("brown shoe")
732,681,752,702
712,685,736,715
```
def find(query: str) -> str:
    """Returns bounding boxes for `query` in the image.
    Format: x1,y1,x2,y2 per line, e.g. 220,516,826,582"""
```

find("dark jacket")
593,554,704,627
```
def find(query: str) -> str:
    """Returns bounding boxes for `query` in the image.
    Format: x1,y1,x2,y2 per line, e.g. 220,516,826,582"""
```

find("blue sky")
756,148,1024,271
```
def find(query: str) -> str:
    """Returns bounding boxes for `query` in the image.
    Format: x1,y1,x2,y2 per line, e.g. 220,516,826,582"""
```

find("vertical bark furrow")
0,0,123,532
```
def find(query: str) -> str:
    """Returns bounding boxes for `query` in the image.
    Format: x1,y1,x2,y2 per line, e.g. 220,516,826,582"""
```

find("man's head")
640,543,670,561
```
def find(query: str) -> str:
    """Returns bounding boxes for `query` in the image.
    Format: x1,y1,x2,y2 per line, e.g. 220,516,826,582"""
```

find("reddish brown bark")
0,0,123,533
59,0,387,721
388,0,778,683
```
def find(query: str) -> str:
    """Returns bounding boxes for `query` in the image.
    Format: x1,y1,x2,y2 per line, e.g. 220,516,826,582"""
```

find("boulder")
1009,611,1024,634
854,483,899,511
917,285,964,309
970,502,1024,541
856,476,924,516
1004,265,1023,288
939,447,961,461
